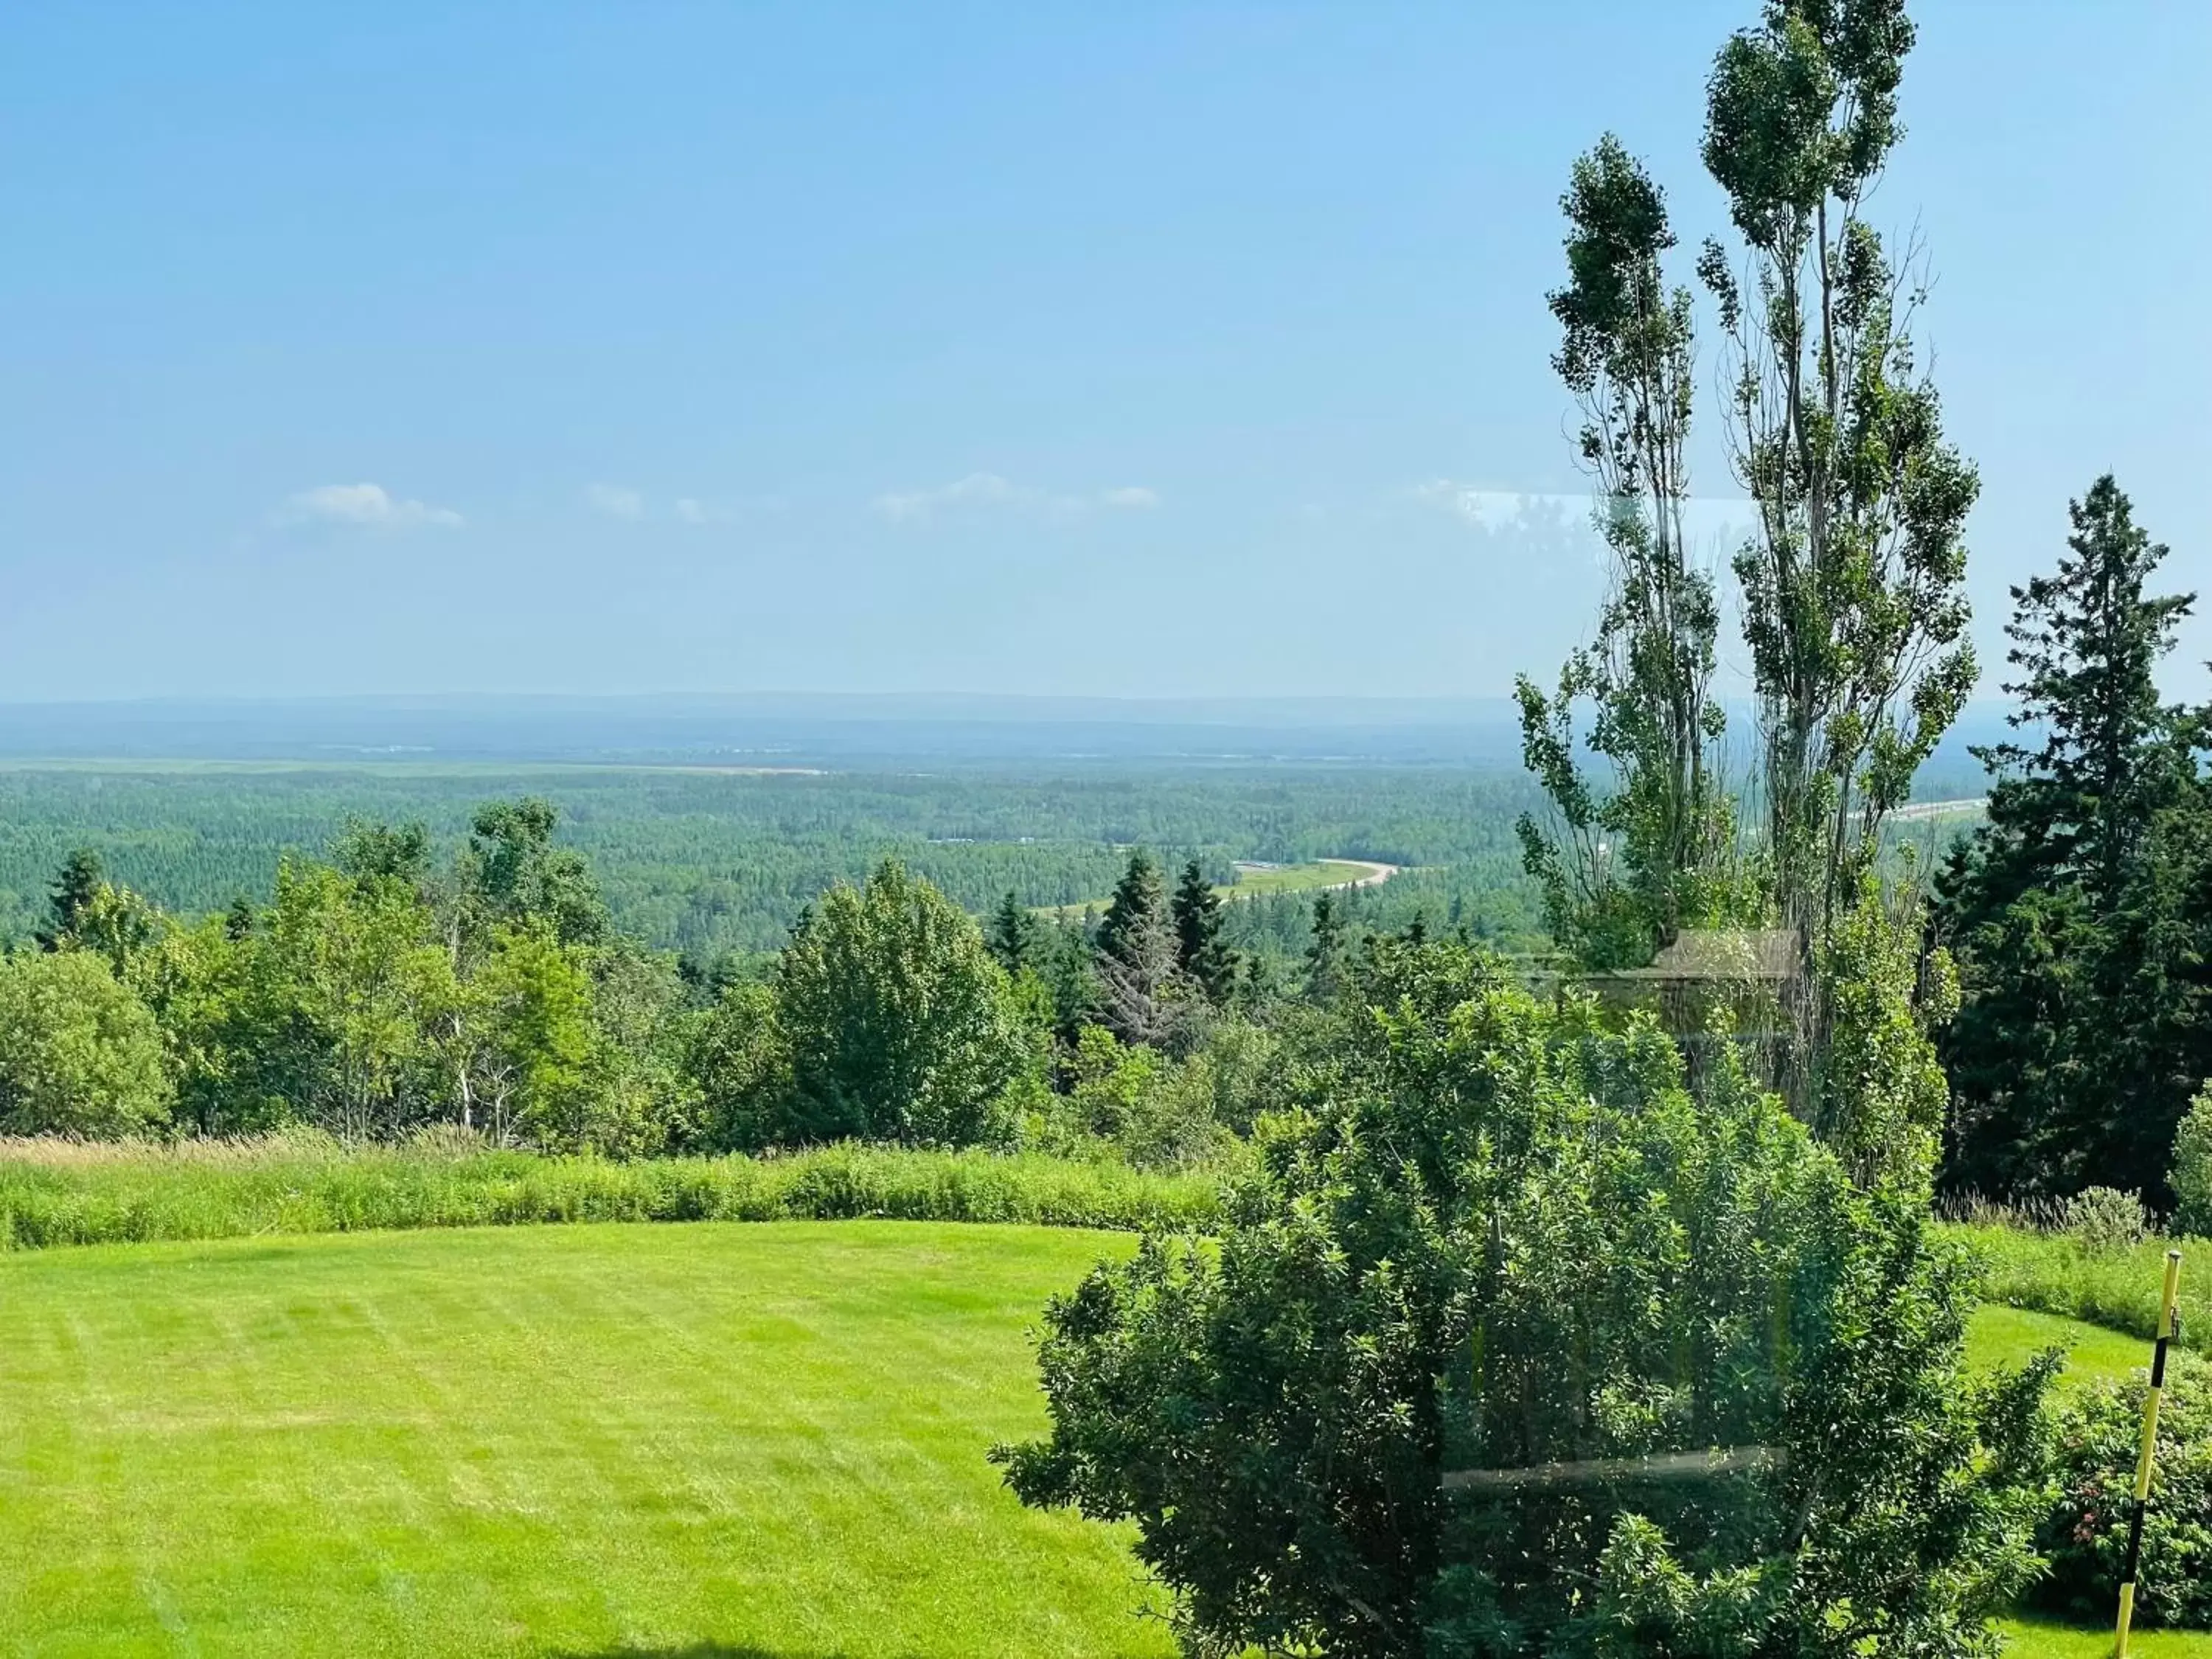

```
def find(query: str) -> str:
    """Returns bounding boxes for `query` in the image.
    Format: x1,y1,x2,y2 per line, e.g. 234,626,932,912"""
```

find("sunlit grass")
0,1220,1171,1658
2003,1615,2212,1658
1947,1220,2207,1351
1967,1302,2202,1653
1965,1303,2157,1391
0,1135,1225,1251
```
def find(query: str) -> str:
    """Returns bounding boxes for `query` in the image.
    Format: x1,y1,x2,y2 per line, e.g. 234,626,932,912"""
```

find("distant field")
1225,856,1397,896
0,1221,1170,1658
1034,855,1396,921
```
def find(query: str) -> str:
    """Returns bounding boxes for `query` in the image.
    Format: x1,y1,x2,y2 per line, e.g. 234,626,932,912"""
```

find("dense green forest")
0,762,1551,961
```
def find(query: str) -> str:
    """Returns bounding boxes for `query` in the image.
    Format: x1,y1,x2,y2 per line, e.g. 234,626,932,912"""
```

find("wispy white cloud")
585,482,646,521
1412,480,1567,531
1412,479,1759,544
875,473,1162,524
585,486,739,525
274,483,462,530
876,472,1027,523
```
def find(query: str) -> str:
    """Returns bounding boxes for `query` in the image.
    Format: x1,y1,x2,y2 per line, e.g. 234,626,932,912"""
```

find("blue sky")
1,1,2205,700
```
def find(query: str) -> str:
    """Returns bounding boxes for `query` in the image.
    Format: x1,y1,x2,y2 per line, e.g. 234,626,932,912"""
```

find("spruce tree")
1095,852,1185,1048
1095,851,1164,967
1045,915,1100,1048
1170,860,1237,1005
36,848,105,951
987,890,1038,975
1939,476,2206,1197
1978,476,2197,906
1304,891,1350,1004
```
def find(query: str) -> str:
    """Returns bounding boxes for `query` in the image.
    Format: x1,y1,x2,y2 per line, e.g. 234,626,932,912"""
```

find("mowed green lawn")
1965,1303,2154,1391
1,1225,2201,1658
1965,1305,2212,1659
0,1222,1171,1658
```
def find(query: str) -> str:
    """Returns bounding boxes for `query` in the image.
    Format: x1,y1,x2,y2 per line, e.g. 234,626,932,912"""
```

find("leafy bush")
0,948,173,1136
2171,1087,2212,1238
2065,1186,2153,1253
998,966,2056,1659
1021,1026,1237,1172
775,860,1032,1147
691,980,793,1151
2039,1351,2212,1627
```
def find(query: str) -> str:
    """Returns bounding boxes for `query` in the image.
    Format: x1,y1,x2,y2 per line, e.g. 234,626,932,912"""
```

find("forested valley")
0,763,1548,961
7,1,2211,1654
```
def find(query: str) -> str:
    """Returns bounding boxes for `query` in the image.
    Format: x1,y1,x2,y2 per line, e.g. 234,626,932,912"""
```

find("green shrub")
2066,1186,2153,1253
2171,1088,2212,1238
776,860,1030,1147
0,948,173,1136
1023,1026,1235,1172
690,980,793,1151
1000,975,2056,1659
2039,1351,2212,1627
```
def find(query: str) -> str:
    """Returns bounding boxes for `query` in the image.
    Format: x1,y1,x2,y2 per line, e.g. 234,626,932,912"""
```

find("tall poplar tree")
1699,0,1978,959
1516,136,1734,968
1518,0,1972,1144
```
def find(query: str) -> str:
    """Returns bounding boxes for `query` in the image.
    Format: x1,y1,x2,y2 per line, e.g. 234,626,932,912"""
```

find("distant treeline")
0,765,1549,961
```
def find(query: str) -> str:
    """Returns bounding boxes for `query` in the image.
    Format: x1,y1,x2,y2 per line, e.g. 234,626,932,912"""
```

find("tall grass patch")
0,1132,1225,1250
1946,1210,2212,1351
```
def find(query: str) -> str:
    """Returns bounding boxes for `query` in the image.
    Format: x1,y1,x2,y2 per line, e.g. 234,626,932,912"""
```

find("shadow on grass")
552,1647,872,1659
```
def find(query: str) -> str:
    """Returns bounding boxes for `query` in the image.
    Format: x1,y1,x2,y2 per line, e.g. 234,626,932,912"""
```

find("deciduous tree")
0,947,173,1136
776,859,1026,1146
1001,967,2053,1658
1516,135,1736,967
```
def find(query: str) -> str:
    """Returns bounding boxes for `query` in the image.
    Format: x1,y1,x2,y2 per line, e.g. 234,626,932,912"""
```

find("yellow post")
2116,1248,2183,1659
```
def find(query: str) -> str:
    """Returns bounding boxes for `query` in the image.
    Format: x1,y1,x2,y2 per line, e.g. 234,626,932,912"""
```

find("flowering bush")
2039,1351,2212,1627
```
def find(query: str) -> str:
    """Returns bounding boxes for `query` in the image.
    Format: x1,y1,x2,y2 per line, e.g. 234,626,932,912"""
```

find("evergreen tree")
987,890,1038,975
1044,914,1100,1048
1095,852,1165,967
37,847,105,951
1093,851,1191,1048
1978,476,2197,906
1304,891,1350,1004
1170,860,1237,1005
1938,476,2205,1197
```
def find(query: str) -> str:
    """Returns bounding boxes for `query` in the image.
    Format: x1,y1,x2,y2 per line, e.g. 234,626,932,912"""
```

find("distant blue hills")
0,693,2013,785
